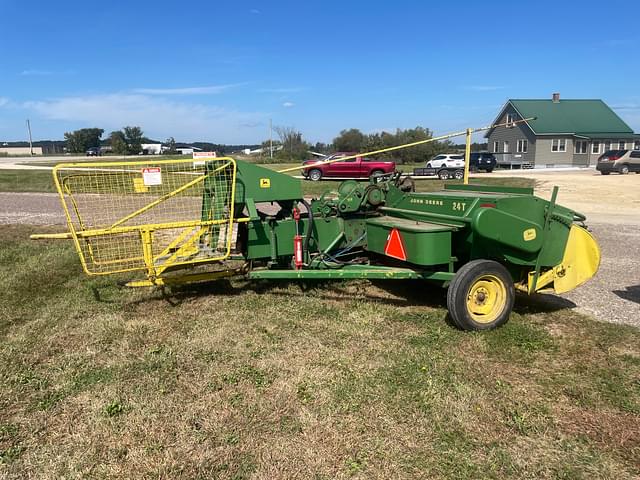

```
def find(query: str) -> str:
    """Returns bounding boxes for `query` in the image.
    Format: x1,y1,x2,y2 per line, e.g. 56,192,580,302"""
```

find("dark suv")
466,152,496,172
86,147,102,157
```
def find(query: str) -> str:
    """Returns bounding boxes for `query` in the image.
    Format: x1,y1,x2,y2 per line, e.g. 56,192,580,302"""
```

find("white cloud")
250,8,260,14
21,69,53,76
133,83,245,95
282,102,295,108
22,94,267,142
463,85,505,92
0,97,8,107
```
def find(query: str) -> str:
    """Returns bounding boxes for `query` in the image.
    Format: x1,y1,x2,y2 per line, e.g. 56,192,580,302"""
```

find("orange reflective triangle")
384,228,407,261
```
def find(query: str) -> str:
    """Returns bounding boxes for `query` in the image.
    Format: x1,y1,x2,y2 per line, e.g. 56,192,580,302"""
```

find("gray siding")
534,137,574,166
486,104,536,166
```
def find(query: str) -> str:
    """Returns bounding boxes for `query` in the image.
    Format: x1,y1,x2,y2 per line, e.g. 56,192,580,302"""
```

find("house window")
574,140,587,154
551,139,566,152
618,141,626,150
516,139,528,153
634,140,640,151
493,141,499,153
503,141,510,153
591,141,600,154
506,113,515,127
604,141,611,151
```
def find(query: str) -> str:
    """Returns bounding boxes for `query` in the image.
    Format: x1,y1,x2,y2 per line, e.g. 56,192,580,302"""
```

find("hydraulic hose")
300,199,313,262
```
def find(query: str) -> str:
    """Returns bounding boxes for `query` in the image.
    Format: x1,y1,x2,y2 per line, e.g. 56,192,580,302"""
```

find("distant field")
1,225,639,478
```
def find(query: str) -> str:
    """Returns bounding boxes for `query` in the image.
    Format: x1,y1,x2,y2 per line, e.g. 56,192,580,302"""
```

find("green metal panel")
444,184,533,195
246,216,343,260
472,208,542,253
365,216,452,266
234,160,302,203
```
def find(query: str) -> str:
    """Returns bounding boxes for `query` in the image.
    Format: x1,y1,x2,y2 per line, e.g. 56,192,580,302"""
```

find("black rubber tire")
308,169,322,181
454,169,464,180
600,171,610,175
369,169,384,180
438,169,450,180
620,164,630,174
486,168,494,173
446,259,515,331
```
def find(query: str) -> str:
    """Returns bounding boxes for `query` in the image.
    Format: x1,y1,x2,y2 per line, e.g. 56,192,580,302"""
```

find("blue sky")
1,0,639,144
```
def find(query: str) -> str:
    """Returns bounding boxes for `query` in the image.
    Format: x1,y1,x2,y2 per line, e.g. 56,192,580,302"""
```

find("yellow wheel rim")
466,274,507,324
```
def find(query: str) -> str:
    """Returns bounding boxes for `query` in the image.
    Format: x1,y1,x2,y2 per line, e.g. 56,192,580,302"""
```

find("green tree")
332,128,365,152
331,126,453,164
64,128,104,153
164,137,177,154
123,126,144,155
109,131,128,155
274,126,309,162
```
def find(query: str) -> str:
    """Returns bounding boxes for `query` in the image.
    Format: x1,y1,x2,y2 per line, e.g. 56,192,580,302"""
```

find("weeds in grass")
103,400,125,418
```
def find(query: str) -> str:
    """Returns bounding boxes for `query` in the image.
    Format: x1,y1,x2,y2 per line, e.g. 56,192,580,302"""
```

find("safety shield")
52,157,239,279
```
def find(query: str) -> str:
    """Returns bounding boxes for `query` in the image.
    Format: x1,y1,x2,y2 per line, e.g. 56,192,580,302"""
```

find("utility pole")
26,119,33,156
269,118,273,159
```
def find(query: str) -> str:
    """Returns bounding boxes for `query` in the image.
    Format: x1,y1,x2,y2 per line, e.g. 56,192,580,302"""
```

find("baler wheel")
447,260,515,331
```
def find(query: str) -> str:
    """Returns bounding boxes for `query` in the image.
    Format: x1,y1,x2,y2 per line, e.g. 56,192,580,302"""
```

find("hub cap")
466,274,507,323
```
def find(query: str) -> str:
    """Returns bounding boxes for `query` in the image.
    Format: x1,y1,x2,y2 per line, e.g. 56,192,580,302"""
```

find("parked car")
301,152,396,181
426,154,465,169
86,147,102,157
596,149,640,175
466,152,497,172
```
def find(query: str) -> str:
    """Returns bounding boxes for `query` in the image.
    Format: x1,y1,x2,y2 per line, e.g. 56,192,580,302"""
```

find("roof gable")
509,99,633,135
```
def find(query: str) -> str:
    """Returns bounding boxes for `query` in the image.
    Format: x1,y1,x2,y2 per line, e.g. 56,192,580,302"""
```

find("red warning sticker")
384,228,407,261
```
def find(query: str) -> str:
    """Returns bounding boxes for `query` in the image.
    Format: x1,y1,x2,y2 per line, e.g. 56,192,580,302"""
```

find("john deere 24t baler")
33,156,600,331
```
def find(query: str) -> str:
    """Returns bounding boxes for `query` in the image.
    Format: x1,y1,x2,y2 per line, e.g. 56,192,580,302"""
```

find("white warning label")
142,167,162,186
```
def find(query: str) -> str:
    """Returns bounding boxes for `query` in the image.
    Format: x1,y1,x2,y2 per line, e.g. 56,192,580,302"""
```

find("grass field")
1,225,639,479
0,165,535,198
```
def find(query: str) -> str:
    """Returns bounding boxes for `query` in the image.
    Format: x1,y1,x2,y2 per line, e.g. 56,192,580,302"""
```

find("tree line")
261,126,458,164
64,124,466,163
64,126,148,155
63,127,260,155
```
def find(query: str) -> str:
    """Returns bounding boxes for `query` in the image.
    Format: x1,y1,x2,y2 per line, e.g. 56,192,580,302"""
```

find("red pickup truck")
301,152,396,181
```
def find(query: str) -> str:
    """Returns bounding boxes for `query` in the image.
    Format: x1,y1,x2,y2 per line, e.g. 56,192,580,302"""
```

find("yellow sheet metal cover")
554,225,601,294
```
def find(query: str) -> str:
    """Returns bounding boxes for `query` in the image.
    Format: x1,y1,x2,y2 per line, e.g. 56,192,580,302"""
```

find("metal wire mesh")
54,158,237,275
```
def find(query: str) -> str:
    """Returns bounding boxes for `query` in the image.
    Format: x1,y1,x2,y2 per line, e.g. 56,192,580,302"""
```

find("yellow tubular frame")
47,157,249,280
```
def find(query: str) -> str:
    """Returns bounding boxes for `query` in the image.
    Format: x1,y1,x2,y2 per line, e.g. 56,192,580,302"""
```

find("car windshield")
450,155,464,160
602,150,626,157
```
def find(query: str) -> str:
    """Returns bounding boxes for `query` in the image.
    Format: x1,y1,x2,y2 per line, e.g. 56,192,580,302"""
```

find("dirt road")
2,169,639,326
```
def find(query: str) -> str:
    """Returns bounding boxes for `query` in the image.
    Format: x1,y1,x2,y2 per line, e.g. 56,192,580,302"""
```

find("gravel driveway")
2,189,639,327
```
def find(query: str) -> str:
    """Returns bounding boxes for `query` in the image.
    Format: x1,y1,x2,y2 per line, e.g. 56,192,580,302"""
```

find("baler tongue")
530,224,601,294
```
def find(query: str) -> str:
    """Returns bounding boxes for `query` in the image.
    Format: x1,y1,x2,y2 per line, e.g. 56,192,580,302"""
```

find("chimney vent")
552,92,560,103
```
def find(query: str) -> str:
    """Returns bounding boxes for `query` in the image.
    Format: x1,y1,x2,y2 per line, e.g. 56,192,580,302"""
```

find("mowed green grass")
0,169,59,193
1,225,639,479
0,165,535,198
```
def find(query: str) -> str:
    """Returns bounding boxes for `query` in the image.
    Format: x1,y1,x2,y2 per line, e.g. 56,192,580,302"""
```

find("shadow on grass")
129,276,580,320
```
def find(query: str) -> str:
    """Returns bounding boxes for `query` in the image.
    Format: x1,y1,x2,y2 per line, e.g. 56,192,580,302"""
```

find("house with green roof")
485,93,639,167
